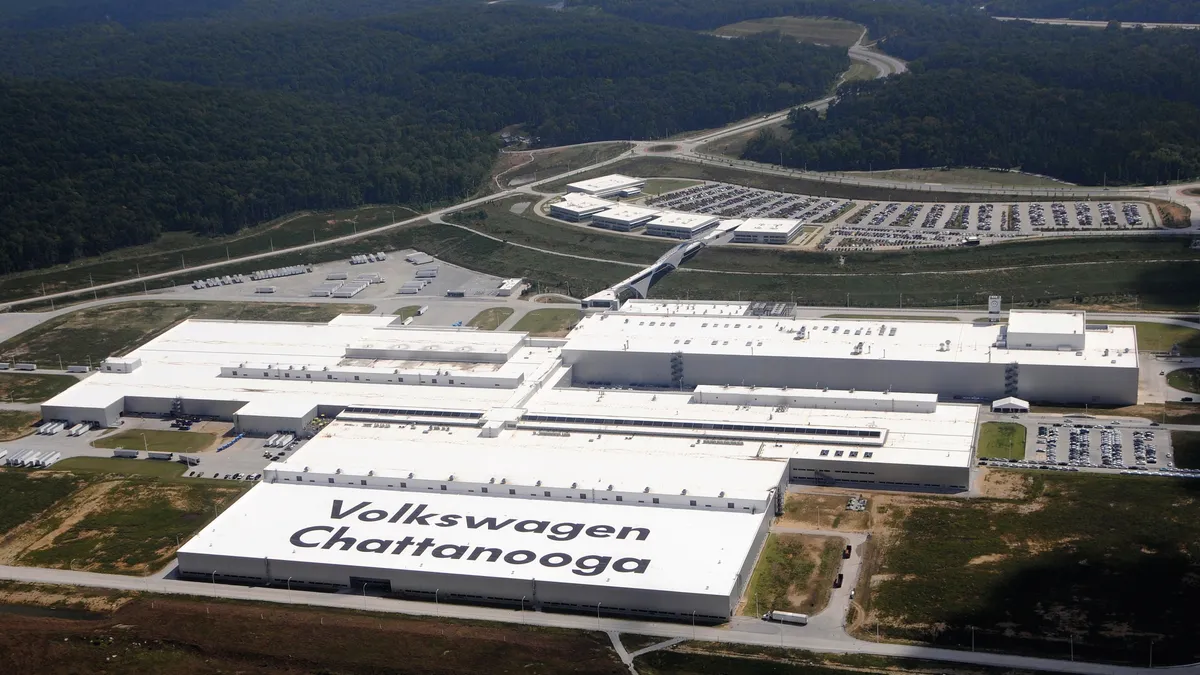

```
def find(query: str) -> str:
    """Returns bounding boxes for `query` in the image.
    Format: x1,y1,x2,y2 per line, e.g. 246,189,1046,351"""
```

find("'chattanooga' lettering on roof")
287,500,652,577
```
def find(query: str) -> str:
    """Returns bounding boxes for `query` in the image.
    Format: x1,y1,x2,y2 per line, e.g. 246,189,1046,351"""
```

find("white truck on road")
762,610,808,625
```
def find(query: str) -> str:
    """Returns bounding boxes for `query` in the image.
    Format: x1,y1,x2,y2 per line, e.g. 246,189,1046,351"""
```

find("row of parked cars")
187,470,261,481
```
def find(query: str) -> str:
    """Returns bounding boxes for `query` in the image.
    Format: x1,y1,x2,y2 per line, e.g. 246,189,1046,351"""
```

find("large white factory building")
41,302,1137,621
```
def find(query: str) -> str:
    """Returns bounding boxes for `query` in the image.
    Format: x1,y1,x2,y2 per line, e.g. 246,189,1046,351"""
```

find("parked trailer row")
37,421,67,435
264,433,294,448
113,449,140,459
4,450,61,467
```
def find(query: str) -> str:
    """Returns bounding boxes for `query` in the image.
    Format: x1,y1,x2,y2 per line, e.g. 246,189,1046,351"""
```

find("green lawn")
393,305,423,320
466,307,515,330
0,410,41,441
1172,431,1200,469
1168,368,1200,394
848,167,1072,189
864,472,1200,664
52,456,187,479
976,422,1027,460
92,429,216,454
842,60,879,83
511,308,583,336
0,300,375,367
1109,321,1200,355
0,373,79,402
641,178,703,197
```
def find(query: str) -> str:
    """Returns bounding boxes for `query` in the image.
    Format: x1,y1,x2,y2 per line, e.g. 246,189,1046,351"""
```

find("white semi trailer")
763,610,808,625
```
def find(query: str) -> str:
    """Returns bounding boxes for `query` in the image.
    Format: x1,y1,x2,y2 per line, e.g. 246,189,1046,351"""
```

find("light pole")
970,626,975,652
287,576,293,601
692,610,696,639
597,602,602,630
520,595,526,624
211,570,217,595
142,434,149,453
435,588,439,617
1150,639,1154,668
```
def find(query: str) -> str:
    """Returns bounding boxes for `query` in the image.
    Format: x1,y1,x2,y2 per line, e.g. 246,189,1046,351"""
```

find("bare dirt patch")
967,553,1010,566
0,481,119,564
0,593,625,675
977,467,1032,500
0,586,131,613
781,490,871,531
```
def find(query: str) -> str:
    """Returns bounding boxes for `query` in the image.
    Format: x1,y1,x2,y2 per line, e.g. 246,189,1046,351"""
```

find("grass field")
20,187,1200,313
0,301,375,367
976,422,1026,460
0,373,78,403
1109,321,1200,354
696,120,791,159
0,470,84,537
512,308,583,336
394,305,423,319
450,195,1200,309
742,534,843,617
92,429,216,454
0,410,40,441
1168,368,1200,393
466,307,515,330
51,457,188,479
846,167,1073,188
540,157,1046,204
842,60,879,83
0,593,625,675
862,471,1200,664
821,314,959,321
712,16,864,48
641,178,703,196
0,205,406,305
18,479,245,573
782,493,871,531
495,143,631,188
1172,431,1200,469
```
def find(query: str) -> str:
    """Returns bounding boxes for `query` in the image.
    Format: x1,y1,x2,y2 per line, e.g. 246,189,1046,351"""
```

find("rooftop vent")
489,477,495,484
681,489,688,495
449,474,455,481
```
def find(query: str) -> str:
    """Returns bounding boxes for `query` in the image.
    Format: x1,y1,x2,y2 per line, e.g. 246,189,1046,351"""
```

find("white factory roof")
735,218,801,233
281,417,786,501
619,300,752,317
566,174,645,195
551,193,613,214
43,318,562,414
593,205,660,224
521,387,979,468
564,309,1137,370
180,482,765,596
648,212,719,229
1006,310,1085,337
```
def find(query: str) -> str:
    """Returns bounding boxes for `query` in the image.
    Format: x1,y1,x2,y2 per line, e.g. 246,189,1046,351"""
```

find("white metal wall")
564,349,1137,405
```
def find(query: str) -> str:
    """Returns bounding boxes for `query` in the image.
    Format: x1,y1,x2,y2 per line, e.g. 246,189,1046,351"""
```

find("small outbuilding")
991,396,1029,413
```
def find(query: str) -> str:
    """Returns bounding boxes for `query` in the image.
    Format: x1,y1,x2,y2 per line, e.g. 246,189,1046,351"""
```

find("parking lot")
642,182,1160,251
979,418,1194,478
178,248,508,308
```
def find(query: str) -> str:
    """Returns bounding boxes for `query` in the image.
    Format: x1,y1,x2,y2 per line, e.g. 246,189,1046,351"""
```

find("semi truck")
762,611,808,625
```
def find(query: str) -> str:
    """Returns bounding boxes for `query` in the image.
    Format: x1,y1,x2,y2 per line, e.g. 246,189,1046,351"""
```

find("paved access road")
0,563,1164,674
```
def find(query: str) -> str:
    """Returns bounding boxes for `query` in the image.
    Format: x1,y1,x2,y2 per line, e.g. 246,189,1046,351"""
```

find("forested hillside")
0,4,846,274
574,0,1200,185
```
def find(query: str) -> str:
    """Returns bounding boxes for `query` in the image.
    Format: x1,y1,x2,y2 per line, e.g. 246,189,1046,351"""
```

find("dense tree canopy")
0,4,846,274
574,0,1200,186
